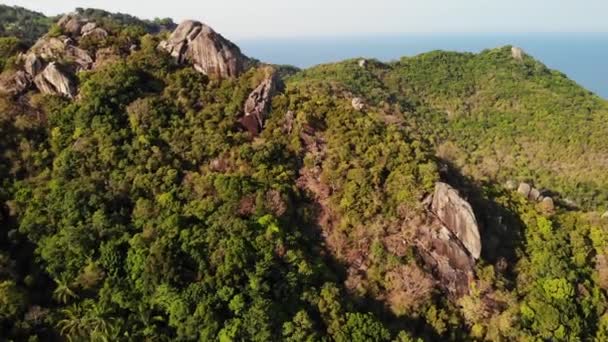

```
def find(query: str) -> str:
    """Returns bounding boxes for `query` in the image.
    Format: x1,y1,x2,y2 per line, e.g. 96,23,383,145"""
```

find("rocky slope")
0,7,607,342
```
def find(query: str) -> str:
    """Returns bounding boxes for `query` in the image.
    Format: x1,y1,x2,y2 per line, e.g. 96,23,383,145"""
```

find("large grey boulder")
159,20,250,78
431,182,481,259
240,71,279,135
416,217,476,296
57,14,86,36
33,63,75,98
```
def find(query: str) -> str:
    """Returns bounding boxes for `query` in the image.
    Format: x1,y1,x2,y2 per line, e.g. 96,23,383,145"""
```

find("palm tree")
52,275,78,304
57,300,120,342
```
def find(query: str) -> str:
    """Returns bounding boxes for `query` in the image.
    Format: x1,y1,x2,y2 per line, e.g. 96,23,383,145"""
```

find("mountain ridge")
0,6,607,341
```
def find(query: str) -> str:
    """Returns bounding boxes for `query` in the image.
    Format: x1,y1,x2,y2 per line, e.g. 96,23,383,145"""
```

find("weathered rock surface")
159,20,250,78
512,46,525,60
352,97,365,111
24,53,43,76
58,14,86,36
0,71,32,95
540,197,555,212
33,63,75,98
30,37,68,60
416,216,475,296
240,71,279,135
80,22,98,35
529,188,541,201
517,182,531,197
7,12,118,97
82,27,109,41
431,182,481,259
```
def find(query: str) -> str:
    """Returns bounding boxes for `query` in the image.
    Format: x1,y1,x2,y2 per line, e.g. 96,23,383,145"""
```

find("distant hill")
0,5,53,44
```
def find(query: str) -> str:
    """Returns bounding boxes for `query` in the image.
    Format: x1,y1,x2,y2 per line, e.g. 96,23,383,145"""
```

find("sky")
3,0,608,39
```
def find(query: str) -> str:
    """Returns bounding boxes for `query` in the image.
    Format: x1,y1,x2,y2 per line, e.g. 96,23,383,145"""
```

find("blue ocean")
237,33,608,98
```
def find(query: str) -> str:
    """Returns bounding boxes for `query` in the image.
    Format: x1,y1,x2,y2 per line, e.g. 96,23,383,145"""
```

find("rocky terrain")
1,6,608,342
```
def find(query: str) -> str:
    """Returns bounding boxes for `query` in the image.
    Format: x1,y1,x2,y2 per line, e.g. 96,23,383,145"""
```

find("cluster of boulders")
0,13,113,98
159,20,278,136
417,182,482,296
2,14,276,136
159,20,251,79
507,181,555,211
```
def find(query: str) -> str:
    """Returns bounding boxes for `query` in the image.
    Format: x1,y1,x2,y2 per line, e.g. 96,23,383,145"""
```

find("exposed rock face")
358,59,367,68
0,71,32,95
30,37,68,60
512,46,525,61
240,71,279,135
3,12,119,97
82,27,109,41
33,63,75,98
24,53,43,76
431,182,481,259
160,20,250,78
283,110,295,134
416,216,475,296
58,14,86,36
80,22,97,35
352,97,365,111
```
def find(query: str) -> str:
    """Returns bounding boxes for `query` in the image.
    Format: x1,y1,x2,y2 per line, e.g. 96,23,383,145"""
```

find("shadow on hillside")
438,158,526,286
295,193,444,341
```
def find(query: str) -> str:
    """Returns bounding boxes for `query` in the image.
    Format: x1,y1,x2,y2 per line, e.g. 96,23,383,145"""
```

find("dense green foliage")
0,5,53,44
1,7,608,342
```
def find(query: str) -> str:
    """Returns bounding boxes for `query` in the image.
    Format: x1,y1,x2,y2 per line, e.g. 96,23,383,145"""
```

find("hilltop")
1,7,608,341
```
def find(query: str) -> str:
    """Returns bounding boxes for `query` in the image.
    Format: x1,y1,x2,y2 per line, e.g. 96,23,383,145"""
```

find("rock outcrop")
416,216,476,296
33,63,75,98
159,20,250,79
0,71,32,95
514,181,555,211
240,70,279,135
352,97,365,111
512,46,525,61
0,13,120,98
57,14,86,36
24,53,43,76
431,182,481,259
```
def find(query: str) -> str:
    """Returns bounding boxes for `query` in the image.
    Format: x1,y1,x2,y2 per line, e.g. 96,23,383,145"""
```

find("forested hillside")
1,7,608,342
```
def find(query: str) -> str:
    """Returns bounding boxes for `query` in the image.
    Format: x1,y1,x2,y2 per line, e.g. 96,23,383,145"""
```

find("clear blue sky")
3,0,608,38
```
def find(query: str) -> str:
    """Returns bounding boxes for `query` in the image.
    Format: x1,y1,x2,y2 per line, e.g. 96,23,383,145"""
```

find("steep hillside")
0,7,608,342
294,50,608,209
0,5,53,44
